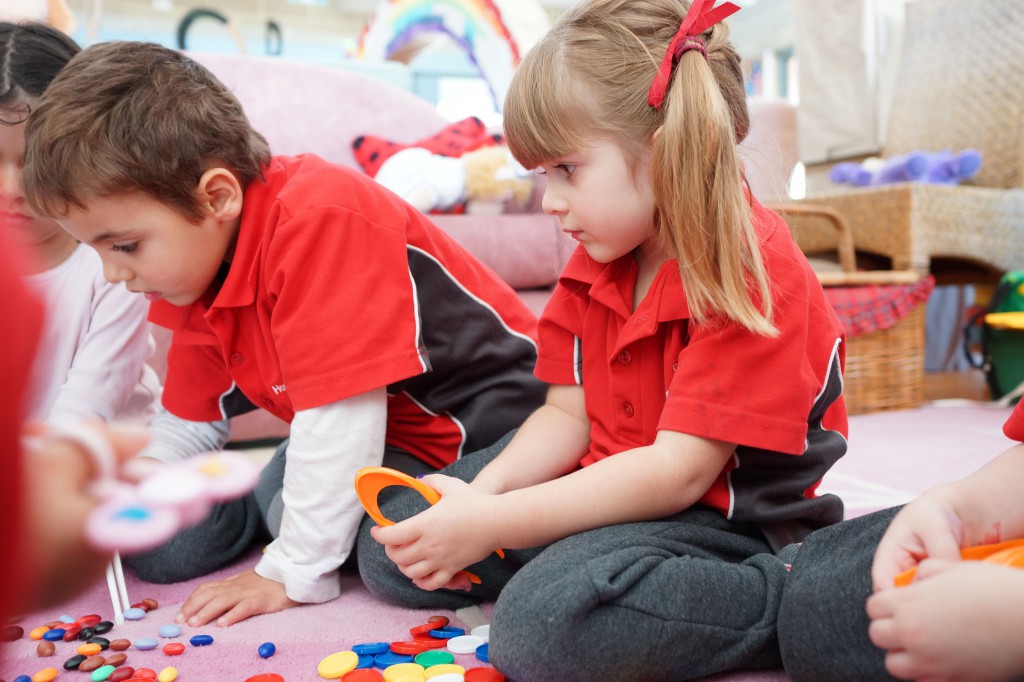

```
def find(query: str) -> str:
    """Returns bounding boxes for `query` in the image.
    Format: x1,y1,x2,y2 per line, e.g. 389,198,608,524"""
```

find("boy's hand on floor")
867,560,1024,682
370,474,499,591
176,569,298,627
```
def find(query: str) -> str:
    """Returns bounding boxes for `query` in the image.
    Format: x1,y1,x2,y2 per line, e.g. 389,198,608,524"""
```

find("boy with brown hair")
23,40,546,627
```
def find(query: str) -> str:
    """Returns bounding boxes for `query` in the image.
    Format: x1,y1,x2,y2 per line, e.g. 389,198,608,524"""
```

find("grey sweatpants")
777,505,902,682
123,484,266,583
356,433,791,682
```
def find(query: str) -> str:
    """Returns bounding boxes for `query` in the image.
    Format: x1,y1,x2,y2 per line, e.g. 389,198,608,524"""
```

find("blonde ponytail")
652,28,777,337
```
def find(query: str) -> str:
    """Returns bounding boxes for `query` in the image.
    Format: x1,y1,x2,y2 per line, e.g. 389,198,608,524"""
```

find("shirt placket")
608,312,659,445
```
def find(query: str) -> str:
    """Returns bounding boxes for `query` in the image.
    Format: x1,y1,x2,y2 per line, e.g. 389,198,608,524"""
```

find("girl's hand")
176,569,299,627
871,493,965,592
867,560,1024,682
370,474,500,591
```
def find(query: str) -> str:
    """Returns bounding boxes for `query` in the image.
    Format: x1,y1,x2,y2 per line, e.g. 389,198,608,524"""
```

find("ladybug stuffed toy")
352,116,535,214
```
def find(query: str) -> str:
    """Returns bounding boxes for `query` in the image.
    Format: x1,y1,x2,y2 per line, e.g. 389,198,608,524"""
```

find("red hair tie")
648,0,741,110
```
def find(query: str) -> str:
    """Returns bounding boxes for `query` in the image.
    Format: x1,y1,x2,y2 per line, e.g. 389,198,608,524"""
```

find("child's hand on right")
867,560,1024,682
871,490,966,592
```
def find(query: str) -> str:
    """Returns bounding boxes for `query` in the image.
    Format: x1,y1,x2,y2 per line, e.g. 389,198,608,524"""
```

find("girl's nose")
541,187,567,216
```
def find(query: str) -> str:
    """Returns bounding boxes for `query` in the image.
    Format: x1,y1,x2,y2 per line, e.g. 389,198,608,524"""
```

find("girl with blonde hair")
361,1,848,679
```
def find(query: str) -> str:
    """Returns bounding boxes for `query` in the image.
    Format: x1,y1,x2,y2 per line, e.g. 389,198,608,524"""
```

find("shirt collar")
558,246,691,324
209,185,267,311
209,160,287,311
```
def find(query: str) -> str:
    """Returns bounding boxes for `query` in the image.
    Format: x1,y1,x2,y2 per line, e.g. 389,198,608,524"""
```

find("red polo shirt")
1004,401,1024,441
536,198,848,546
151,155,543,466
0,235,44,624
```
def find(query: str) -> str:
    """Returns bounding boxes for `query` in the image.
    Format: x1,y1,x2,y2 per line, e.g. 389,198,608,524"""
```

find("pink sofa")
149,52,570,443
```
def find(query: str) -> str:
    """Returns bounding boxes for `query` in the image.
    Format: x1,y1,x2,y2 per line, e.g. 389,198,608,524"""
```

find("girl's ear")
197,168,243,221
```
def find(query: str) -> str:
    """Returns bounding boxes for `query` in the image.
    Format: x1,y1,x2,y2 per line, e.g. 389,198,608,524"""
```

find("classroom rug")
0,401,1013,682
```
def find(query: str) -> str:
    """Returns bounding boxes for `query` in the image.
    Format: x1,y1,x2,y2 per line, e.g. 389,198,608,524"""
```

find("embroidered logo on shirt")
271,384,287,395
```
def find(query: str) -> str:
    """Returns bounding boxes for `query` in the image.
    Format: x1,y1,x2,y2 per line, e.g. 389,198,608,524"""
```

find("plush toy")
829,149,983,187
352,116,535,214
461,145,535,214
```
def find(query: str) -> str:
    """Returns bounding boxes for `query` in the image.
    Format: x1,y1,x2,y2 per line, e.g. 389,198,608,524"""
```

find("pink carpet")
1,402,1013,682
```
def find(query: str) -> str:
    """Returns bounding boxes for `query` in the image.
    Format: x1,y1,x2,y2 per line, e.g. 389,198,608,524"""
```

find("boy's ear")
197,168,243,220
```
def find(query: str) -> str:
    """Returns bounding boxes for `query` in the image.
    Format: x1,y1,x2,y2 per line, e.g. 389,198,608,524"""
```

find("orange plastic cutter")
894,538,1024,587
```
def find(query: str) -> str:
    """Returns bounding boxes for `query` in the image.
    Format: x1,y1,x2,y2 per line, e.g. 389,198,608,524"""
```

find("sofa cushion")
431,214,570,291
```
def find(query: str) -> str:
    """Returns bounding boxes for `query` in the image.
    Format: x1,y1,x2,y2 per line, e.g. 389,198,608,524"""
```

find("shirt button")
623,402,635,417
230,352,244,366
261,397,275,409
618,350,632,365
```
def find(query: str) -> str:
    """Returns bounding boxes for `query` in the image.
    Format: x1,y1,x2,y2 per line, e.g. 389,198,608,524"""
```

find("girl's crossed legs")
357,433,788,682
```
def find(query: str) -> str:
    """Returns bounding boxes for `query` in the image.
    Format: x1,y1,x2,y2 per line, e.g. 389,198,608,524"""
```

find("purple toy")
830,149,982,187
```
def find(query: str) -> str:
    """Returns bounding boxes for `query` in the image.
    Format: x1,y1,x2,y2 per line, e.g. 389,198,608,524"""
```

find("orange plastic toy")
354,466,505,585
894,538,1024,587
355,467,442,527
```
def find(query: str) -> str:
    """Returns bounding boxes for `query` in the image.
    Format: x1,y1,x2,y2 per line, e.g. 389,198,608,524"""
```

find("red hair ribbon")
647,0,742,110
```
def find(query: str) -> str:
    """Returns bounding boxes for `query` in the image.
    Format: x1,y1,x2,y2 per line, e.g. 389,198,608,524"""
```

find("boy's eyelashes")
112,242,139,254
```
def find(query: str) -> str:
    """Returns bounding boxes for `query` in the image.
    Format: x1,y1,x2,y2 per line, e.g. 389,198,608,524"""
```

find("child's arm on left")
48,278,156,424
376,427,736,591
176,387,388,627
23,422,148,609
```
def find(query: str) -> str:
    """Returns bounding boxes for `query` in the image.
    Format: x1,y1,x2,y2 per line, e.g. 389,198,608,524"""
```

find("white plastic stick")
112,552,130,615
105,562,124,625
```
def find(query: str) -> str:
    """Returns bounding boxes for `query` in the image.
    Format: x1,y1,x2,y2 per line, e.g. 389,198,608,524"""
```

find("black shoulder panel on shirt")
389,248,547,452
220,384,258,419
729,345,847,550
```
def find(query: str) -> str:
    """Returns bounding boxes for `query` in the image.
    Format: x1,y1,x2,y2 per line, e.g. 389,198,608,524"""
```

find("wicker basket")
774,204,929,415
841,303,927,415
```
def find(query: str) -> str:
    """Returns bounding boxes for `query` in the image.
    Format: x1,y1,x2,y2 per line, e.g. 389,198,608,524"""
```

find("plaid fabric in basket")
825,276,935,337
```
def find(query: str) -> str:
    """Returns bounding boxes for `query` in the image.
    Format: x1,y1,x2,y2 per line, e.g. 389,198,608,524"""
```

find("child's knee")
488,566,581,681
